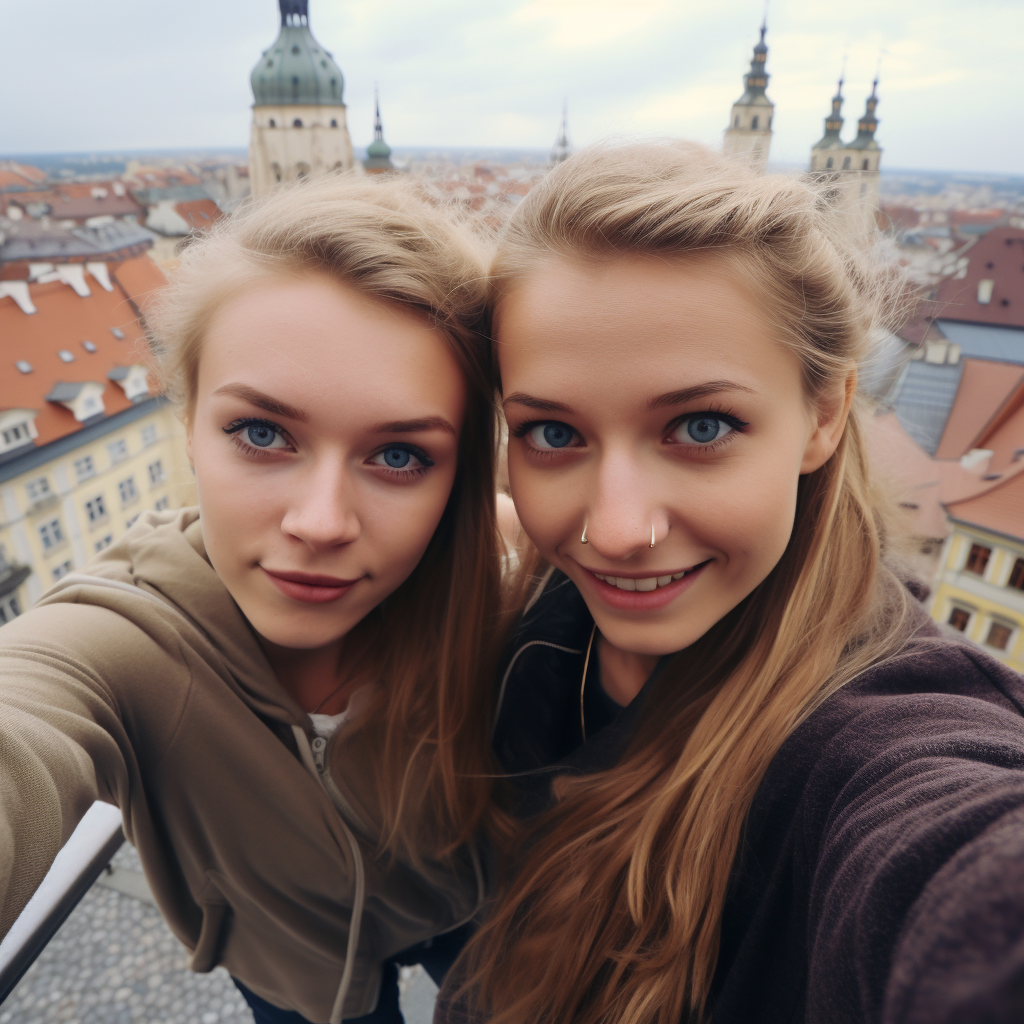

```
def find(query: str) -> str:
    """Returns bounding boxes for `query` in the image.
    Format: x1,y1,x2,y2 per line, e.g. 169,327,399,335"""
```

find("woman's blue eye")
674,416,734,446
247,423,280,448
369,446,432,472
382,447,411,469
527,422,578,450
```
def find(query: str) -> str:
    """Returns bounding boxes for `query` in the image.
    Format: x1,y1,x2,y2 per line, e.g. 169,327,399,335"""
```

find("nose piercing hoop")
650,524,656,549
581,522,589,544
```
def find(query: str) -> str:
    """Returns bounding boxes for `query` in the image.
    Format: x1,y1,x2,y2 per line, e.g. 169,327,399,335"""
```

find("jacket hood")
36,508,306,726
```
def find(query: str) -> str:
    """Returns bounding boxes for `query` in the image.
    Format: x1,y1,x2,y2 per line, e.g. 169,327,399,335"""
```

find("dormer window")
0,409,39,453
46,381,107,422
15,361,32,374
111,327,125,339
108,364,151,403
58,350,75,363
82,340,97,353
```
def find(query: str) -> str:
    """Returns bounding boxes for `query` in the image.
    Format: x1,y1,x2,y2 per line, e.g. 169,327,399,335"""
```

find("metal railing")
0,802,124,1002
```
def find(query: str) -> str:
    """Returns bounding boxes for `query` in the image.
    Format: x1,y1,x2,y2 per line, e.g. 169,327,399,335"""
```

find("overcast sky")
1,0,1020,174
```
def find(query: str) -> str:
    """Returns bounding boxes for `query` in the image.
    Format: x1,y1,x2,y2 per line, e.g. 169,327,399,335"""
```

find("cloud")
0,0,1020,175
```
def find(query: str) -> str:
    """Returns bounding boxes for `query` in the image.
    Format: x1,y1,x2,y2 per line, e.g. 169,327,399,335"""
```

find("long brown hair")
146,174,505,858
462,142,918,1021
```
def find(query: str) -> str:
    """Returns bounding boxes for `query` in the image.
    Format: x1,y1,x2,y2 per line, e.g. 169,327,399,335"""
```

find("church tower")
551,102,572,166
722,23,774,171
248,0,355,197
843,79,883,205
809,77,847,173
363,88,394,174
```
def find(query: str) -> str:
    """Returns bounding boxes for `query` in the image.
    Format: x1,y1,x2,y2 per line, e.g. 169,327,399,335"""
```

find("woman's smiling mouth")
578,561,712,610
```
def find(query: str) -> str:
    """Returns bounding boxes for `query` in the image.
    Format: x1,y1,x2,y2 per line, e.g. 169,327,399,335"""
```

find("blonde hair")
147,174,506,857
462,142,918,1022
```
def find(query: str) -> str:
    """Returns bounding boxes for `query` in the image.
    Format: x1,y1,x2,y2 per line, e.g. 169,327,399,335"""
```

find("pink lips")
261,567,363,604
578,561,711,612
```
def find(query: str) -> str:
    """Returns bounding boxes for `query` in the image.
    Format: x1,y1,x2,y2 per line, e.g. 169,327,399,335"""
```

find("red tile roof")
944,462,1024,542
0,256,165,447
173,199,223,230
933,358,1024,460
1,183,145,222
975,381,1024,474
935,228,1024,329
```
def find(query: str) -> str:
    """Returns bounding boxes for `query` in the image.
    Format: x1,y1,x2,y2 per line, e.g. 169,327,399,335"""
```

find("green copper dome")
251,1,344,107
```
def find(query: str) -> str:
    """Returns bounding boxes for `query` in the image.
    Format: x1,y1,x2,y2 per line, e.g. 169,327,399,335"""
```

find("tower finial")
373,83,384,142
551,100,572,165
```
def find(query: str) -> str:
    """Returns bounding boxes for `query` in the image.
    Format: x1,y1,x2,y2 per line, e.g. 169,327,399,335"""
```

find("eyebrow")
647,381,756,410
503,381,755,416
213,383,308,422
370,416,457,436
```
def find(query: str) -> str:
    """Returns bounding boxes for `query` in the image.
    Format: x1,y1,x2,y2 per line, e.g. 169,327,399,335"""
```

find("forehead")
496,256,800,403
198,273,466,420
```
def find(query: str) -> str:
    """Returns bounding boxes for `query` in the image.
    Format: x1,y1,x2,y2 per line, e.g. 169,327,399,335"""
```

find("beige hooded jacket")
0,509,484,1022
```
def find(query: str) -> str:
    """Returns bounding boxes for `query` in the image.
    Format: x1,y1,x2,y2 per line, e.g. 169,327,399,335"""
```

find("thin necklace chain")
579,623,598,741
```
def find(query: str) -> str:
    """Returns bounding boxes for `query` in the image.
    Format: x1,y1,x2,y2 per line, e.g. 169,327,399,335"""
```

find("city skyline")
1,0,1021,175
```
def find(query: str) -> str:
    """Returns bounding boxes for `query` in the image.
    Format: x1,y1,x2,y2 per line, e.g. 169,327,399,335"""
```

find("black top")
441,572,1024,1024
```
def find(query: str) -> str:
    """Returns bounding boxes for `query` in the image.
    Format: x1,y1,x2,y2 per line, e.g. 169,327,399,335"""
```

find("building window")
948,607,971,632
751,115,759,130
330,118,338,127
108,439,128,464
2,422,30,446
148,459,166,486
154,496,169,511
826,157,833,169
1008,558,1024,591
986,621,1013,651
141,424,158,446
38,518,64,551
293,118,303,128
268,118,276,127
842,156,851,170
95,534,114,553
0,595,22,624
52,560,73,582
85,495,107,522
126,513,141,529
74,455,96,482
862,159,869,170
119,477,138,505
965,543,991,576
733,115,739,127
26,477,51,504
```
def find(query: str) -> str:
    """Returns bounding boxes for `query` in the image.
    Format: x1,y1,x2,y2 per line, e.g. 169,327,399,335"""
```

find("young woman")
439,143,1024,1024
0,174,506,1024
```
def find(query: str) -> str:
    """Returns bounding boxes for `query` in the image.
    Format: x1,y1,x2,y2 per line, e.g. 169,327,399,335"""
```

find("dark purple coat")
437,574,1024,1024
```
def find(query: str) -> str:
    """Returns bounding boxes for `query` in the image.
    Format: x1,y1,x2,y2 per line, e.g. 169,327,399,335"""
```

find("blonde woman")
0,175,506,1024
439,143,1024,1024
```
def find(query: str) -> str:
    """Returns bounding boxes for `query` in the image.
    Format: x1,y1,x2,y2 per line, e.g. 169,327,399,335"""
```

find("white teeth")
593,570,695,592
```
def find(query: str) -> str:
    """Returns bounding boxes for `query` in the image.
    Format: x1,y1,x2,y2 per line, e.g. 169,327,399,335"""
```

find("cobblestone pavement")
2,845,437,1024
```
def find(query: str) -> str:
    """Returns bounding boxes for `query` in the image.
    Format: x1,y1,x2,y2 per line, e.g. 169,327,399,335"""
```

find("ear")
800,364,857,474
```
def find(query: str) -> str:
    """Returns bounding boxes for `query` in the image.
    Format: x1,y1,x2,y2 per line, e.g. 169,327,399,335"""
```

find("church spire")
364,85,394,174
722,20,774,171
551,101,572,165
813,74,845,150
847,77,880,149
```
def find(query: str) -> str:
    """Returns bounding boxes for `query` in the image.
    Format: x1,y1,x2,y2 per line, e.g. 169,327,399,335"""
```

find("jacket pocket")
190,875,231,973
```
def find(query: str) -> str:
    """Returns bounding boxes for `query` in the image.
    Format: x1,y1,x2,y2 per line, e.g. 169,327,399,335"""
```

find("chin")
595,617,706,658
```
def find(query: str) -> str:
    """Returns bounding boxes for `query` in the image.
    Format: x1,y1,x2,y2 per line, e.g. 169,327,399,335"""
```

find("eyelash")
222,419,435,477
512,408,750,457
223,417,291,458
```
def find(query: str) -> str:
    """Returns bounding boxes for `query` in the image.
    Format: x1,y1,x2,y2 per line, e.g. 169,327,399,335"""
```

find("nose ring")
581,522,588,544
650,524,656,549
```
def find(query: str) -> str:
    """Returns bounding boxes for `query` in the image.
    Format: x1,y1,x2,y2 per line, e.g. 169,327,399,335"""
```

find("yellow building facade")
930,519,1024,675
0,397,195,617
